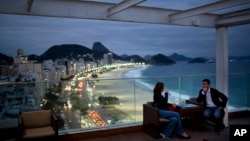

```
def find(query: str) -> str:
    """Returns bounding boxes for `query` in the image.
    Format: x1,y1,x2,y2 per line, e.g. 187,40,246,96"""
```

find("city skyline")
0,0,250,58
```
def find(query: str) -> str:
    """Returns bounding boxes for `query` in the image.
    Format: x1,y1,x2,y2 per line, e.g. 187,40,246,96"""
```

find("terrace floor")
59,111,250,141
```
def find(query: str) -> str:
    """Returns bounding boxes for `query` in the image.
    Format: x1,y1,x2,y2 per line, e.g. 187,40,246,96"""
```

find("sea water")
124,61,250,111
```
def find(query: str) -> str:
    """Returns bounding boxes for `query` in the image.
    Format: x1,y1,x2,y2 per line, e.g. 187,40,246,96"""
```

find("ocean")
124,61,250,110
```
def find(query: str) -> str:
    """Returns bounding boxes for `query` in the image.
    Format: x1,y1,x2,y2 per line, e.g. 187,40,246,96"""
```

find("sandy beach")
90,66,153,123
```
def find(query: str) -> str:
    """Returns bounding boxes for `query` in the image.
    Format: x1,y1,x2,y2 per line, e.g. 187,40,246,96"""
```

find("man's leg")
203,107,213,119
213,108,224,131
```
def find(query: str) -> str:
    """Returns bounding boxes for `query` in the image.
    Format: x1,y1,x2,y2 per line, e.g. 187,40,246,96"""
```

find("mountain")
144,55,152,61
169,53,191,61
149,54,176,65
188,57,207,63
91,42,121,60
28,54,39,61
38,44,93,61
123,55,145,63
229,55,250,61
0,53,14,65
38,43,123,62
120,54,129,59
92,42,110,53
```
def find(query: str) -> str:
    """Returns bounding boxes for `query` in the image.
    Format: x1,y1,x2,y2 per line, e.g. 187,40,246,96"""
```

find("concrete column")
216,27,228,126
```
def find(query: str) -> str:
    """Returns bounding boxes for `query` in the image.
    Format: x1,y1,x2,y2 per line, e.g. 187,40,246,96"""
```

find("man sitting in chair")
197,79,228,132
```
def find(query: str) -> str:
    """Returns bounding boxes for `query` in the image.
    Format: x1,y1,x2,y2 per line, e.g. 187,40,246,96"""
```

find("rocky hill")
123,55,145,63
188,57,207,63
0,53,14,65
169,53,191,61
38,43,123,62
92,42,110,53
2,42,250,65
149,54,176,65
38,44,93,61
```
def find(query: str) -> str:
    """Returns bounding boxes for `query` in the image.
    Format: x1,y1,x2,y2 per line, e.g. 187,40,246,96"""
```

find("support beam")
107,0,145,17
216,9,250,27
169,0,250,21
216,27,228,127
0,0,218,28
216,13,250,27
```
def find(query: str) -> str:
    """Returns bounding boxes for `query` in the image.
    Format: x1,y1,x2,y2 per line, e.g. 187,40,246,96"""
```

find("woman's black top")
153,92,171,110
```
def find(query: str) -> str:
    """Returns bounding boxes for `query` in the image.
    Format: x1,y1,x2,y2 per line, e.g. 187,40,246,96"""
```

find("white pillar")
216,27,228,127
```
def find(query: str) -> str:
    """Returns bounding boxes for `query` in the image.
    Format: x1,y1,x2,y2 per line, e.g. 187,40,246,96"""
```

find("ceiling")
0,0,250,28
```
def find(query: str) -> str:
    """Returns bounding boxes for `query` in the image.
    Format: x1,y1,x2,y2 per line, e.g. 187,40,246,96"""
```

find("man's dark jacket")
197,87,228,108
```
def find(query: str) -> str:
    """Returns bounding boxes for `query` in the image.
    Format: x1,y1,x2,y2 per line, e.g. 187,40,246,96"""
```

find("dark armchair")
186,97,225,130
19,110,58,141
143,102,169,138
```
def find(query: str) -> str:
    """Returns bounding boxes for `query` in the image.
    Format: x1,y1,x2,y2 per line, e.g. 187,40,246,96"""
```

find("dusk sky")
0,0,250,58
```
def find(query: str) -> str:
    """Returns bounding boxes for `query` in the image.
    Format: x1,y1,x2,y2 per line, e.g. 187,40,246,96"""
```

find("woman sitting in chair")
152,82,191,139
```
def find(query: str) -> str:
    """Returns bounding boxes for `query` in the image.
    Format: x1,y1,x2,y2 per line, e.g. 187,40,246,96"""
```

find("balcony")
58,113,250,141
0,71,249,140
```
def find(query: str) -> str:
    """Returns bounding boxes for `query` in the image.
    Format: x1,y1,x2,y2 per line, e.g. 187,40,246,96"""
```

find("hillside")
149,54,176,65
188,57,207,63
169,53,191,61
0,53,14,65
39,44,92,61
123,55,145,63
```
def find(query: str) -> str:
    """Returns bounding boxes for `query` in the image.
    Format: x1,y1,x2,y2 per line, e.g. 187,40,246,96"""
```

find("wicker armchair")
143,102,169,138
19,110,58,141
186,97,225,130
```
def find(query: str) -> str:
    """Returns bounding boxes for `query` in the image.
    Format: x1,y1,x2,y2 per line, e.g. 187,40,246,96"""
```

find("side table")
0,118,19,140
175,103,203,130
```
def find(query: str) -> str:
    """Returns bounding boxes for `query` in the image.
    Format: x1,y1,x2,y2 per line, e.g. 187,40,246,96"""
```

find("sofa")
19,110,58,141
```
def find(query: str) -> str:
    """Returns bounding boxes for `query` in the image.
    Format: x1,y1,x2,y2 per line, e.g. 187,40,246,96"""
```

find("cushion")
159,118,169,123
23,126,55,138
22,110,51,128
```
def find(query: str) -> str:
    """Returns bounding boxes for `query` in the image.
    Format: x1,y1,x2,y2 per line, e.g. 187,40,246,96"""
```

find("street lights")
88,103,91,109
107,120,111,126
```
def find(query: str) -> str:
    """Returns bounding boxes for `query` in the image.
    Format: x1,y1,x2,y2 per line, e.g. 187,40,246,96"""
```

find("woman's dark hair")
153,82,164,93
202,79,210,84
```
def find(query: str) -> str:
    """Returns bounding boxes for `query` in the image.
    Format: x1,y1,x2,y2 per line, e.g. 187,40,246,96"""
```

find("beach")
90,66,152,123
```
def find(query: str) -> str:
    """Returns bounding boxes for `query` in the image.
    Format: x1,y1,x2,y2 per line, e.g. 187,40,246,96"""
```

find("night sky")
0,0,249,58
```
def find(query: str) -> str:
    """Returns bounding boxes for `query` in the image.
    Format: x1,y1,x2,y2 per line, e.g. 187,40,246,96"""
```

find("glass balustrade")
0,73,249,134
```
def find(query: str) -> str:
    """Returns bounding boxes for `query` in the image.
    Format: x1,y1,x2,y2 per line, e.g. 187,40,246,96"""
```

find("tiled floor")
81,116,250,141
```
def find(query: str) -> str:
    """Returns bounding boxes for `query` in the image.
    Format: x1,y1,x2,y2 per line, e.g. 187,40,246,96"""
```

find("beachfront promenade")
87,66,152,124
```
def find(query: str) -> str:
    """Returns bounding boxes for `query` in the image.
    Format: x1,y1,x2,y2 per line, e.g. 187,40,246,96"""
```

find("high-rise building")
14,48,28,64
103,53,113,65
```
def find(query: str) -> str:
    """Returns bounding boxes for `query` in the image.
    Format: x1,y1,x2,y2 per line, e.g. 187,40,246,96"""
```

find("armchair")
186,97,225,130
143,102,169,138
19,110,58,141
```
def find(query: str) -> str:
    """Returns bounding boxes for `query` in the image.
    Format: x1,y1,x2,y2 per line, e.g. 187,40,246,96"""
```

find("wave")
124,66,154,91
124,66,148,78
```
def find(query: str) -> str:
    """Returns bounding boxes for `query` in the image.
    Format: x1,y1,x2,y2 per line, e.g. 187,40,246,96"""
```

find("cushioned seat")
143,102,169,138
24,126,55,138
19,110,58,140
186,97,226,130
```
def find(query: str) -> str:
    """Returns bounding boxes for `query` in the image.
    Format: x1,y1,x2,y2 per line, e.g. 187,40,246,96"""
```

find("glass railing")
0,73,249,134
